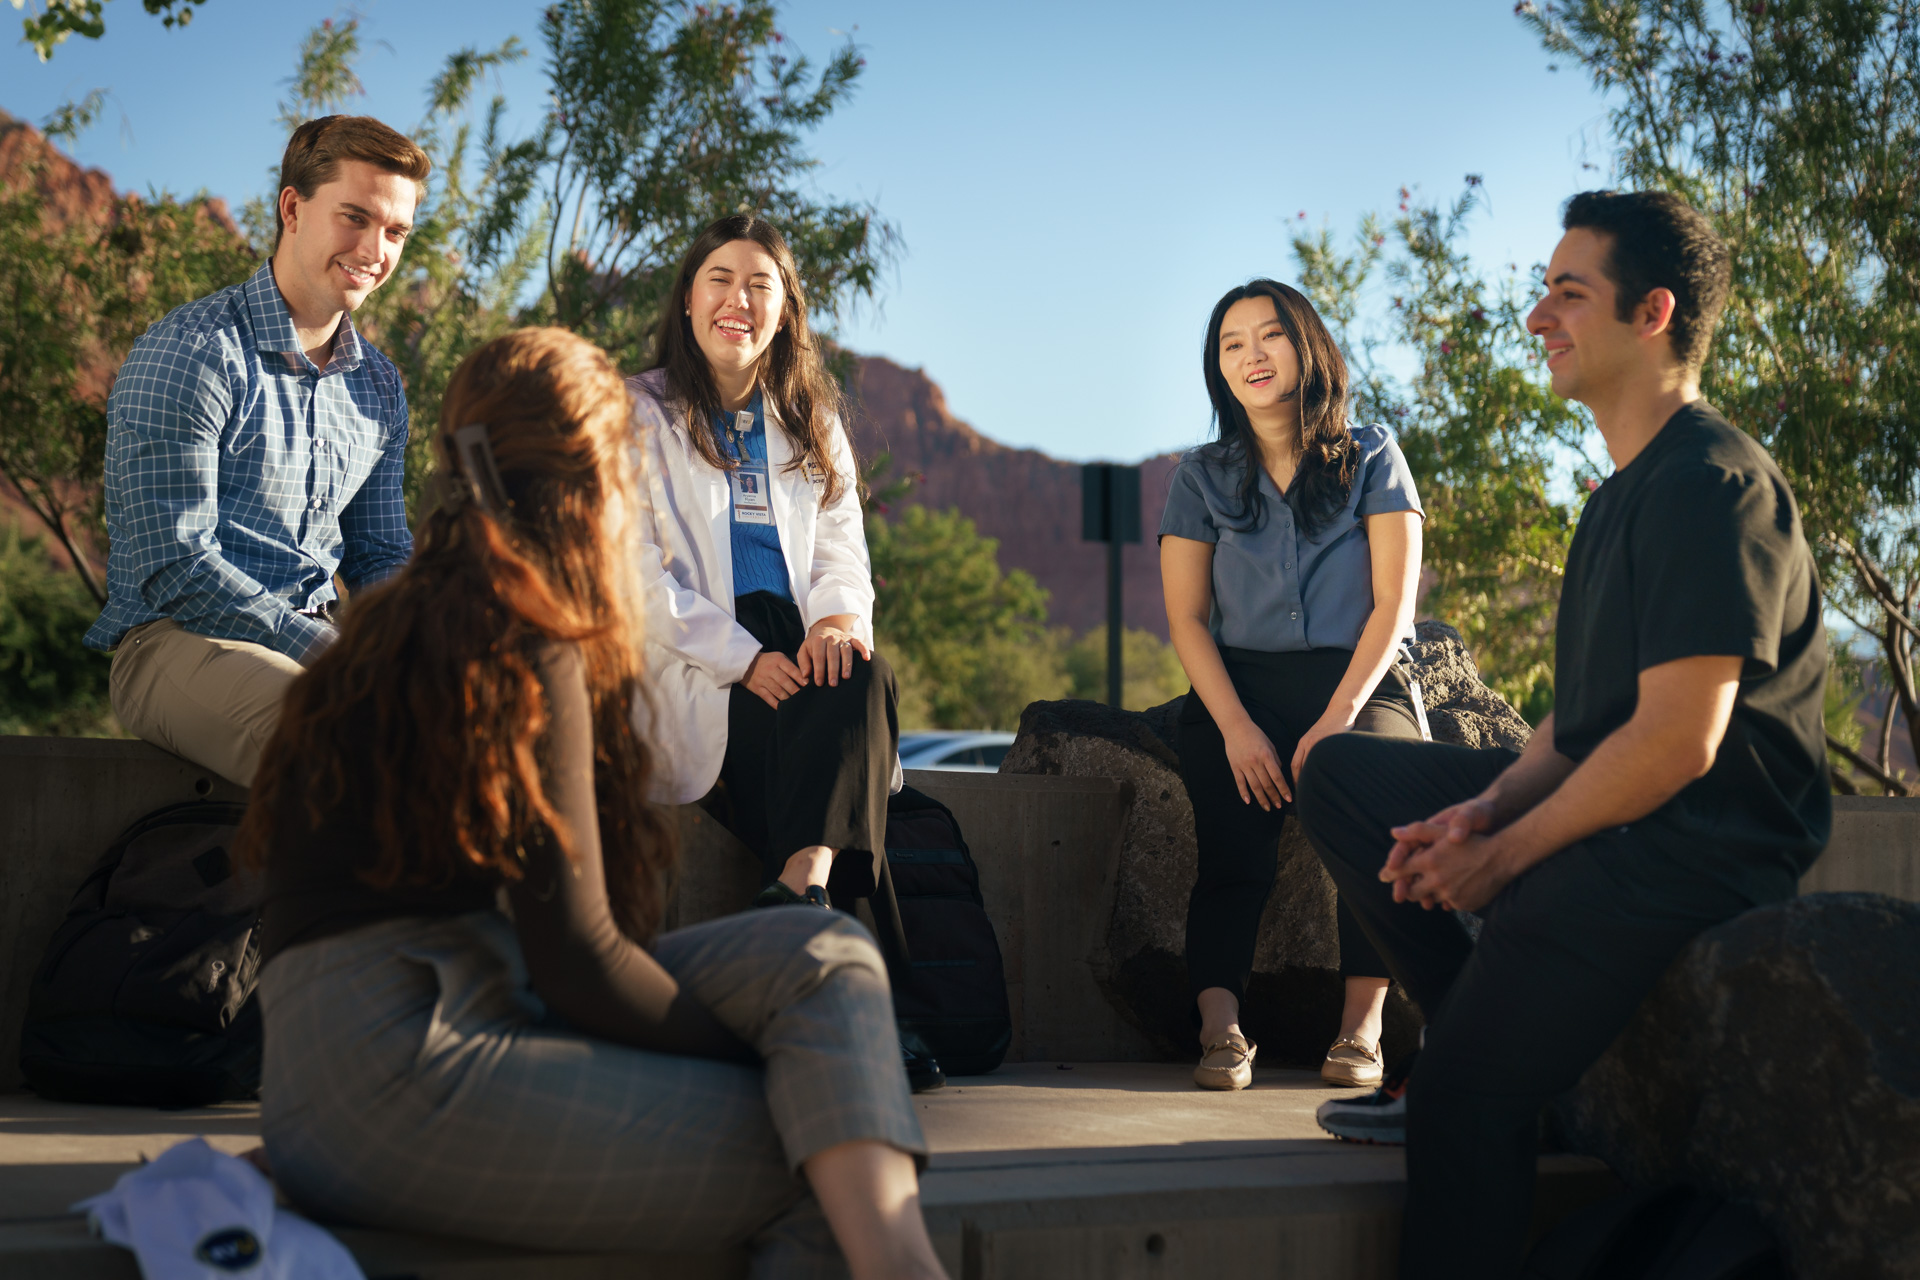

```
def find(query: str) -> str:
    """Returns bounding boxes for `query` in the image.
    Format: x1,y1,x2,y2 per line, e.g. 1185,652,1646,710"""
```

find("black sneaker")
901,1030,945,1093
1316,1051,1415,1145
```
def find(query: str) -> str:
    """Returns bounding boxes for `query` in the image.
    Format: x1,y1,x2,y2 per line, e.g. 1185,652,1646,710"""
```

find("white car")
898,731,1016,773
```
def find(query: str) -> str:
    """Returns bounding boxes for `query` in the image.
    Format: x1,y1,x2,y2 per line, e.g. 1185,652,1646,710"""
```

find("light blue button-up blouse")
1157,422,1423,653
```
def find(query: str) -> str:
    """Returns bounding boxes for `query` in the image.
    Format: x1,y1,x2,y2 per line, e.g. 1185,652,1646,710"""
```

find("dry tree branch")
1827,731,1914,797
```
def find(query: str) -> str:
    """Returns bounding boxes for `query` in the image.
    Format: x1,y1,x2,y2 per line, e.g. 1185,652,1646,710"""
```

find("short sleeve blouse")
1157,423,1422,652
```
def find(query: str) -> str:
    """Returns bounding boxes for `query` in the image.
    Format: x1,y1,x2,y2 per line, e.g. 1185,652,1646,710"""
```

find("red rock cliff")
847,355,1181,639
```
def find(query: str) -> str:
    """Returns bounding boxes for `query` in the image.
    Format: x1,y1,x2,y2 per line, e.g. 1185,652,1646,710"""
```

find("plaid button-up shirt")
85,260,412,663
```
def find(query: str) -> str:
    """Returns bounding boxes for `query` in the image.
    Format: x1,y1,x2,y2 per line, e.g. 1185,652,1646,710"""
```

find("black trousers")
1294,733,1799,1280
722,592,899,896
1176,646,1422,1002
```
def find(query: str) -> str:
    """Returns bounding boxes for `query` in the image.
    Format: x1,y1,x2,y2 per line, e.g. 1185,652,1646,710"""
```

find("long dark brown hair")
1201,279,1357,536
646,213,849,502
237,327,677,944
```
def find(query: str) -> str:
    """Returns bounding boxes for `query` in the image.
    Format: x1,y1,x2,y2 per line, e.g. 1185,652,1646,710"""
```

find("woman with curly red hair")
239,327,944,1279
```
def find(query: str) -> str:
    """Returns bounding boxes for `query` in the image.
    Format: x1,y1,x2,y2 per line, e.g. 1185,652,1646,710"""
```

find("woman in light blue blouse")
1160,279,1426,1092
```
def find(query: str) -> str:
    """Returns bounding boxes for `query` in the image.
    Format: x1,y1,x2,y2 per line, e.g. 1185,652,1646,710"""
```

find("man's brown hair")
274,115,431,247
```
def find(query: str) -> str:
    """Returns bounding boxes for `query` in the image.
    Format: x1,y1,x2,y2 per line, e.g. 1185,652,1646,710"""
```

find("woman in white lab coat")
629,213,897,912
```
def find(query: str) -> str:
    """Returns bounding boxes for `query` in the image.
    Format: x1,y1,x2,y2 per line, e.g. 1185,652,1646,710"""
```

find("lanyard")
719,401,773,526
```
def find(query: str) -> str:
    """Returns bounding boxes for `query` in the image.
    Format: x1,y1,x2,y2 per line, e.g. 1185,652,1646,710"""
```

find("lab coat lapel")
669,411,736,607
762,399,809,603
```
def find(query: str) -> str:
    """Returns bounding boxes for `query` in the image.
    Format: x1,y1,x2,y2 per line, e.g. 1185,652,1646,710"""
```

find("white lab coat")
626,370,889,804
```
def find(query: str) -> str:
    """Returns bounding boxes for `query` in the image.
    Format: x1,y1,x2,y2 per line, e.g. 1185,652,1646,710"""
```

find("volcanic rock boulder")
1002,621,1527,1063
1401,620,1533,751
1550,892,1920,1280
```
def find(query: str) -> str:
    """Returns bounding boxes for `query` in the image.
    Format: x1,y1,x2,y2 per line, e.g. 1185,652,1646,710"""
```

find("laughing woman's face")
1217,296,1301,421
686,239,787,387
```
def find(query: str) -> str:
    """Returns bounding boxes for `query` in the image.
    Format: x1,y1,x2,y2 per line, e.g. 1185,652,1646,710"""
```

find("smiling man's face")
1526,227,1645,405
275,159,417,323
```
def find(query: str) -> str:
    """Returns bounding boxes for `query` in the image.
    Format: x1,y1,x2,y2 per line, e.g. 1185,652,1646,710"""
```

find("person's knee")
1295,732,1373,834
765,907,888,983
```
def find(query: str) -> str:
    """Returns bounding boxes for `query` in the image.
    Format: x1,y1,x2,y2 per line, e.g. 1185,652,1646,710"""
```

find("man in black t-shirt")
1294,191,1829,1280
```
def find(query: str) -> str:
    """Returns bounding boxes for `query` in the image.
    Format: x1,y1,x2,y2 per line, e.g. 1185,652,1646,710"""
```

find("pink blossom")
1586,478,1600,492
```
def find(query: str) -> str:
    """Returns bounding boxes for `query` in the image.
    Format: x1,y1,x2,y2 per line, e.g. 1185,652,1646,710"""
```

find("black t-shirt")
1554,401,1830,890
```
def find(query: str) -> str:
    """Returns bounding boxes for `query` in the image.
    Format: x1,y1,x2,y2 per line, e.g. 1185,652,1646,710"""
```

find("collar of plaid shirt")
242,261,367,375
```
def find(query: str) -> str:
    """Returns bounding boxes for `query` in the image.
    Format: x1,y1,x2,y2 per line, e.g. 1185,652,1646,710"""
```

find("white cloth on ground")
74,1137,363,1280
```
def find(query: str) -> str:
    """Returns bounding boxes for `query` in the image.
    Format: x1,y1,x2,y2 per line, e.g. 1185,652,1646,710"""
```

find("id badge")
731,465,773,525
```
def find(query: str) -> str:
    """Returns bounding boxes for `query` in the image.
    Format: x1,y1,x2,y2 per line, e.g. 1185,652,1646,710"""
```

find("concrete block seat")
4,736,1917,1277
0,1066,1622,1280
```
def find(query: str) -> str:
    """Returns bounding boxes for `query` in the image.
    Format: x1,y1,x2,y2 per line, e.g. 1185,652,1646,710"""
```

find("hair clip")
453,423,511,514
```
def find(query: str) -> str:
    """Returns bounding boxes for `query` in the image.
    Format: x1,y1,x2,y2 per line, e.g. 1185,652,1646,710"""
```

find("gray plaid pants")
258,906,926,1277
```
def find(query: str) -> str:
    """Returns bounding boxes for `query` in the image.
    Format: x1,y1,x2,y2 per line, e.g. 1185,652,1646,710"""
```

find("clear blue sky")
5,0,1616,463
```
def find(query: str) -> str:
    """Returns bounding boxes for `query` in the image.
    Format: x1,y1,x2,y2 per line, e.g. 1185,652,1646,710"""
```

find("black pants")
1294,733,1798,1280
722,592,899,897
1176,646,1422,1002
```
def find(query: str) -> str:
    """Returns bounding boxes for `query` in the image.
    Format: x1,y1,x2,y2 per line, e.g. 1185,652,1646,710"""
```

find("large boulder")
1550,893,1920,1280
1001,621,1528,1064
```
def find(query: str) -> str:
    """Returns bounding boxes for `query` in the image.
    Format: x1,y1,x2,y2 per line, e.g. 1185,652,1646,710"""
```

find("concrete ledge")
5,738,1920,1090
1804,796,1920,899
1,1066,1619,1280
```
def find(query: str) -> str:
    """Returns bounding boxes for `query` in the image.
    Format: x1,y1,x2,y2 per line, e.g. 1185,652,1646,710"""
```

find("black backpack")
20,801,263,1107
877,786,1012,1077
1523,1185,1785,1280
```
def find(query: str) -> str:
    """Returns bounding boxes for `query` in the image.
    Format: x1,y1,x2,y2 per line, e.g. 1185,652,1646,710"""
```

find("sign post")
1081,464,1142,708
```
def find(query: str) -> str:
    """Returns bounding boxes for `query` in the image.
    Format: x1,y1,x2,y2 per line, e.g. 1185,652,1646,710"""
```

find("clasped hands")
1381,796,1518,915
741,622,871,709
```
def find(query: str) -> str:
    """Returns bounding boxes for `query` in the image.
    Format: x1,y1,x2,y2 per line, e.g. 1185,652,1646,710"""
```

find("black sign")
1081,464,1142,544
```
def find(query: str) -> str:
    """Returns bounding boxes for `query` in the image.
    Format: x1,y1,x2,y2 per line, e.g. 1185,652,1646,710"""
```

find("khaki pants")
109,619,306,787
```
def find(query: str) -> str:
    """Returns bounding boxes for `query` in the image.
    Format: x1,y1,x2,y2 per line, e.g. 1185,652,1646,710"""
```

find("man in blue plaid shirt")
85,116,430,785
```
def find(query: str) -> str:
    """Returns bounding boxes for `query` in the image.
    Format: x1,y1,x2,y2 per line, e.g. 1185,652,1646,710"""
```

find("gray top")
1157,422,1423,653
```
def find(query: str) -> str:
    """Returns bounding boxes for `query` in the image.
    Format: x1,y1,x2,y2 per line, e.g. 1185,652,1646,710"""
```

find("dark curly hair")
1562,189,1731,370
1200,279,1357,537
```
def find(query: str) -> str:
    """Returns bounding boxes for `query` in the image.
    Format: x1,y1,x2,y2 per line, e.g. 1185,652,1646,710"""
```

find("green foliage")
0,522,117,735
867,505,1066,729
525,0,900,366
16,0,207,61
40,89,108,145
1060,625,1188,712
1293,189,1593,718
0,165,254,605
1521,0,1920,778
245,6,896,521
1825,651,1866,755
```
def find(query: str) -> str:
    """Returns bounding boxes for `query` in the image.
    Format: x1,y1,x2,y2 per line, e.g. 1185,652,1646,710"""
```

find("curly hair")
237,327,677,944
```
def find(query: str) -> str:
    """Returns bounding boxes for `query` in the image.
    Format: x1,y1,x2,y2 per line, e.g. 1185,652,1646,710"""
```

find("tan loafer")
1321,1034,1383,1088
1194,1035,1256,1091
